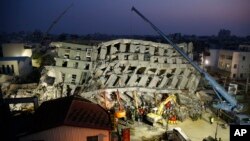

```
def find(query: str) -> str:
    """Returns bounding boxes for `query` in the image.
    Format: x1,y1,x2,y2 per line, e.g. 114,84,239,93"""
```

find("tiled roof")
32,96,112,132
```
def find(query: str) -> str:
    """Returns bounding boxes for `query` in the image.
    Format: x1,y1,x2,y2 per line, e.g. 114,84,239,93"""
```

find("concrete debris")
2,39,205,121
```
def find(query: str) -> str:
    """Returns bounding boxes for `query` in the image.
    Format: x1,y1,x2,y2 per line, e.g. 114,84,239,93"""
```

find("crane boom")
131,6,242,112
41,3,73,45
46,3,73,35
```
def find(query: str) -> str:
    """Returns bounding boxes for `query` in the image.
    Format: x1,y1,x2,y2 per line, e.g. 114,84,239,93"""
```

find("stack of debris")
2,39,204,121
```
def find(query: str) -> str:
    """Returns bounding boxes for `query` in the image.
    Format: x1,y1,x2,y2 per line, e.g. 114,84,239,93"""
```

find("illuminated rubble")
2,39,204,120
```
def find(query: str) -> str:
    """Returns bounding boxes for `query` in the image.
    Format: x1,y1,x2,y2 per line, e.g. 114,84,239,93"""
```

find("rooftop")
29,96,112,133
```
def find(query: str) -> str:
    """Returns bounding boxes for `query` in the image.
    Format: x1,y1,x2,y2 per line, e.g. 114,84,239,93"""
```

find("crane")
46,3,73,36
41,3,73,44
131,6,243,113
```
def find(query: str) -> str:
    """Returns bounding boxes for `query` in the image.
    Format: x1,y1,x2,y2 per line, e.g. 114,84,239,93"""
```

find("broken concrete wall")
17,39,202,120
73,39,201,112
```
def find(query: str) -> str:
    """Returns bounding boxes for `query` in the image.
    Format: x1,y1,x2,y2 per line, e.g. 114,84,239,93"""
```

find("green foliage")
32,52,42,59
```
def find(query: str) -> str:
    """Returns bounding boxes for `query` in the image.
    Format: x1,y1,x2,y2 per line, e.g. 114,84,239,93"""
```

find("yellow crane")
146,94,176,126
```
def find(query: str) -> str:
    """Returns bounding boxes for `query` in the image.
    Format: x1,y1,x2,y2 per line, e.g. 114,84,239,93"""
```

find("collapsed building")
41,39,203,121
1,39,204,121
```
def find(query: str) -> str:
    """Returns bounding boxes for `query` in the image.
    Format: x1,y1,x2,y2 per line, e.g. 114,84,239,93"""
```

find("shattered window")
220,55,225,59
75,51,80,60
137,67,146,74
234,64,237,68
75,56,80,60
64,54,69,59
62,61,68,67
86,49,92,57
242,56,246,61
85,64,90,70
135,46,140,53
125,44,130,52
71,74,77,84
155,48,159,55
62,73,65,82
74,62,78,68
124,55,129,60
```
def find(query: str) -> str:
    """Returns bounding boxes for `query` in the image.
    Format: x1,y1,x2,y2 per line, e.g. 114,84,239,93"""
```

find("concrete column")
127,74,138,87
106,74,117,87
183,68,191,77
138,75,149,87
120,44,126,52
178,77,188,89
171,76,178,88
148,76,159,88
158,76,169,88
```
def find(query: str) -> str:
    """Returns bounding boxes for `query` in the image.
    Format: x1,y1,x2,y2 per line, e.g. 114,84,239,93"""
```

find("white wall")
0,60,19,75
20,126,110,141
2,43,32,57
206,49,219,69
231,52,250,79
0,57,32,77
217,50,233,71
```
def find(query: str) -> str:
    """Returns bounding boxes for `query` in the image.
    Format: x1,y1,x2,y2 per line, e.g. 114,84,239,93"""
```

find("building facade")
46,42,97,95
2,43,32,57
204,49,219,70
45,39,201,112
0,57,32,77
206,47,250,80
19,96,112,141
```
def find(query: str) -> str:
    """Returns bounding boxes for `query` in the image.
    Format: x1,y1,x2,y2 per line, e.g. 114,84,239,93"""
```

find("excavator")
131,7,243,114
146,94,177,126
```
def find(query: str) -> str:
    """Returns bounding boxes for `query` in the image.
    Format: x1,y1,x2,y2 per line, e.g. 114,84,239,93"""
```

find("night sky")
1,0,250,36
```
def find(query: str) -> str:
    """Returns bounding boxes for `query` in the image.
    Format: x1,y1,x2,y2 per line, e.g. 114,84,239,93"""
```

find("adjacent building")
19,96,112,141
0,57,32,77
204,48,219,70
205,45,250,80
2,43,32,57
0,43,34,78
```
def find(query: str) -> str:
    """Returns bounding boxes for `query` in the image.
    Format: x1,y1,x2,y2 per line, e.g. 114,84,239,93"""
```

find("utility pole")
245,76,249,99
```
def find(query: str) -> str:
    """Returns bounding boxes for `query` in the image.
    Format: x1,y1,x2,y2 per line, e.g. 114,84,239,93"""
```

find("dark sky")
1,0,250,36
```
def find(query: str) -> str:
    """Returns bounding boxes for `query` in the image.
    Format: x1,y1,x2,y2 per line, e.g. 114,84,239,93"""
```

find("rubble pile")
2,39,204,121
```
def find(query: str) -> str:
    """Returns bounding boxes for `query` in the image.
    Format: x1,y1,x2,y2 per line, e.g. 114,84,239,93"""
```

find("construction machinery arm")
131,6,242,112
157,95,176,115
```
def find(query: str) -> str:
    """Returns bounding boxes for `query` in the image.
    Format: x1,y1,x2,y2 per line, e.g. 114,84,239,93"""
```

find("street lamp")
205,59,209,65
